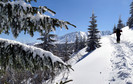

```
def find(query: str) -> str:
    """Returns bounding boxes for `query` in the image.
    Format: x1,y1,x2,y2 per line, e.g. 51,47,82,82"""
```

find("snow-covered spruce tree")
0,38,71,84
127,17,130,26
0,0,75,83
0,0,76,38
62,37,71,61
74,35,79,52
117,16,123,29
128,1,133,28
130,1,133,17
113,24,117,33
37,28,57,52
86,12,101,52
123,23,126,27
74,35,86,53
79,36,86,50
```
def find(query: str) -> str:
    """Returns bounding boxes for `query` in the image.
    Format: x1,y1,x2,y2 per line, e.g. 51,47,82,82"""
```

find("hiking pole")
114,32,115,40
121,30,123,42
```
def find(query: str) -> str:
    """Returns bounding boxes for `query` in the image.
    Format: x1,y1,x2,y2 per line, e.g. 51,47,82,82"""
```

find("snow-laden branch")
0,38,69,74
0,0,76,38
0,38,72,83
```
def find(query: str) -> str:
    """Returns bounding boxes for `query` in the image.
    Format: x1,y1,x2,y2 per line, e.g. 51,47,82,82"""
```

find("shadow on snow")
76,51,93,63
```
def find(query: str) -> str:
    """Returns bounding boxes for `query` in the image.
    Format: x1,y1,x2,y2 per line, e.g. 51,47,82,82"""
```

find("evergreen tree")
63,37,71,61
130,1,133,17
86,12,101,52
74,34,79,52
128,1,133,28
74,34,86,53
127,17,130,26
122,23,125,28
37,28,57,52
113,24,117,33
0,38,71,83
0,0,76,83
117,16,123,29
0,0,76,38
79,36,86,50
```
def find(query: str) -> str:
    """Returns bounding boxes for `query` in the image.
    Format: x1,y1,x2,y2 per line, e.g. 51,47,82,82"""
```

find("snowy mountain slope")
67,47,88,65
56,31,111,43
68,26,133,84
57,31,88,43
68,36,114,84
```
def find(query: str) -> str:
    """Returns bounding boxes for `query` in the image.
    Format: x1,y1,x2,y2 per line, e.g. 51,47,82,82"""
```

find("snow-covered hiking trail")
109,37,133,84
68,26,133,84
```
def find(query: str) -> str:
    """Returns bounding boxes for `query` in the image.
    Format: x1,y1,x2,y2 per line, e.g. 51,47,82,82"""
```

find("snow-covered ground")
67,47,88,65
68,26,133,84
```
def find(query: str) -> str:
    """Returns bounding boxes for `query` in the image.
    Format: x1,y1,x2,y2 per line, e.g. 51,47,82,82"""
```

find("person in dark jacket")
114,28,122,43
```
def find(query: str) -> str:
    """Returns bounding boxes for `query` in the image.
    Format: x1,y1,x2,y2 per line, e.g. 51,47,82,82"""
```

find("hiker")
114,28,122,43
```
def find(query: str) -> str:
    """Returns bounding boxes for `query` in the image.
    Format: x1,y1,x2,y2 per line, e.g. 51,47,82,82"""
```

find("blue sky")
0,0,132,43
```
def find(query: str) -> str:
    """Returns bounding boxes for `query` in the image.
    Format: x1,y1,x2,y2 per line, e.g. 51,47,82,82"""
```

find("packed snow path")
68,27,133,84
109,37,133,84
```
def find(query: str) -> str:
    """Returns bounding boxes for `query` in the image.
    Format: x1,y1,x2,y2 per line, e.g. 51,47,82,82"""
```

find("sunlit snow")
68,26,133,84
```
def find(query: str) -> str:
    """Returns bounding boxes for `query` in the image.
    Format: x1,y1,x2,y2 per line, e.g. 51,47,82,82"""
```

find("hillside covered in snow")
68,26,133,84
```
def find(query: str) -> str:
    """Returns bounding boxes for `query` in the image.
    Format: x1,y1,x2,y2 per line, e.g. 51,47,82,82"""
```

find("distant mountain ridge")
56,31,112,43
27,31,112,45
56,31,88,43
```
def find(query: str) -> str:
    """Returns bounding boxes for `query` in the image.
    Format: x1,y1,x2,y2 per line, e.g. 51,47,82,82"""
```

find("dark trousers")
116,35,120,43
